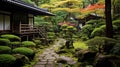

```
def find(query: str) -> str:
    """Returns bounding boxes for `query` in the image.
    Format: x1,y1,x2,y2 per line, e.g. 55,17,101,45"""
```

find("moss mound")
0,38,10,46
0,54,16,67
1,34,21,42
22,41,36,47
12,47,35,60
0,46,11,54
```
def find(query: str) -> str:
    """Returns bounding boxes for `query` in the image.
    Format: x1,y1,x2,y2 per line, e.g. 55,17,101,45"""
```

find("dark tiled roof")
1,0,54,16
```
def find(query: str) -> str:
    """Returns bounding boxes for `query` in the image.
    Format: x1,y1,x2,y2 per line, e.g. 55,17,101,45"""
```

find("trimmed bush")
91,25,106,37
0,46,11,54
0,54,16,67
1,34,21,42
22,41,36,47
12,47,35,60
86,37,117,53
91,25,118,38
0,38,10,46
13,54,29,67
80,25,94,40
33,39,41,45
10,41,21,49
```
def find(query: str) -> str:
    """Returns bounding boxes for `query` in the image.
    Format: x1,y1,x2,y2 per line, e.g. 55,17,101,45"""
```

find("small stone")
36,62,47,65
46,64,54,67
33,65,45,67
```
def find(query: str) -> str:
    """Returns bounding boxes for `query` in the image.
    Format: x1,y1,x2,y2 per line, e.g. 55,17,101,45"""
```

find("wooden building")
0,0,54,40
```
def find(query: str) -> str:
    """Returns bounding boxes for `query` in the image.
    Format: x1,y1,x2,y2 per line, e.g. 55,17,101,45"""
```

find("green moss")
10,41,21,49
22,41,36,47
0,54,16,67
73,41,88,50
0,46,11,54
1,34,21,42
0,38,10,46
12,47,35,60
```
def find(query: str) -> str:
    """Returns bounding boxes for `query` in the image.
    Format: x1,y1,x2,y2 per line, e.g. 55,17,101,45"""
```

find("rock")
94,55,120,67
77,50,97,64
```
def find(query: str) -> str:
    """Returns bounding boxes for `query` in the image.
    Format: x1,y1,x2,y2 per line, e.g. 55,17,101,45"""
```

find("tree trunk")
105,0,113,38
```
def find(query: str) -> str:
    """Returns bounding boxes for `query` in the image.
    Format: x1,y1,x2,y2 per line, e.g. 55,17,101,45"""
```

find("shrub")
22,41,36,47
1,34,21,42
86,37,117,53
0,38,10,46
80,25,94,40
10,41,21,49
0,46,11,54
86,19,105,28
13,54,29,67
91,25,118,37
32,39,41,45
12,47,35,60
113,20,120,29
0,54,16,67
91,25,106,37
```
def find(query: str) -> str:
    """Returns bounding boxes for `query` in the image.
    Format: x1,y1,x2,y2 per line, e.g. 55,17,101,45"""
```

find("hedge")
0,38,10,46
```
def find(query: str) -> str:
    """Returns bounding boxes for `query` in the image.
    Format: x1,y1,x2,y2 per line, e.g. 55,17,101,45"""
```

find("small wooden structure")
0,0,54,40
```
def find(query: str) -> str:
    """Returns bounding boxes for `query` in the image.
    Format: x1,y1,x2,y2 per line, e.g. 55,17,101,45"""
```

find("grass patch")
73,41,88,49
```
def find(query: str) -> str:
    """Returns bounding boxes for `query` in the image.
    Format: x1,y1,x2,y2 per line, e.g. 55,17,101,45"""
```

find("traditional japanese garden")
0,0,120,67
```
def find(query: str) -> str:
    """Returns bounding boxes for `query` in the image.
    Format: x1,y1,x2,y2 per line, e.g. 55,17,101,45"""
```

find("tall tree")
105,0,113,38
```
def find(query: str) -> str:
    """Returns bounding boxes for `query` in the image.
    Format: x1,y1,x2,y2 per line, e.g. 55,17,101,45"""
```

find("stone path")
33,38,76,67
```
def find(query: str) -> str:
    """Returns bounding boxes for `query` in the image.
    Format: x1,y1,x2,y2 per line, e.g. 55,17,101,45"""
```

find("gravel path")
33,38,76,67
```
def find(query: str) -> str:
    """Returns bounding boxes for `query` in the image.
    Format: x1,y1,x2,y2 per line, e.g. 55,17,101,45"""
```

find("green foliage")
1,34,21,42
80,25,94,40
22,0,33,4
12,47,35,60
32,39,41,46
22,41,36,47
86,37,117,52
0,46,11,54
0,54,16,67
47,32,56,39
91,25,106,37
73,41,88,49
50,11,68,25
86,19,105,28
80,19,106,40
0,38,10,46
10,42,21,49
113,20,120,29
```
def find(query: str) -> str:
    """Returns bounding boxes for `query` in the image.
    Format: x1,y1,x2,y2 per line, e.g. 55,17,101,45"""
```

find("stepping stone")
33,65,45,67
47,61,53,64
48,59,54,62
36,62,47,65
58,63,62,67
46,64,54,67
40,59,47,62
